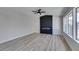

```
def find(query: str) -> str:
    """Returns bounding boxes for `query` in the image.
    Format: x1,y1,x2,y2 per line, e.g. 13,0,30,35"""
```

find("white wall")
0,8,39,44
53,16,62,35
33,15,40,33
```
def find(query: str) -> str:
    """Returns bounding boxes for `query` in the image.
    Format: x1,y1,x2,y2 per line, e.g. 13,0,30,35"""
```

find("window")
63,10,73,38
68,12,73,37
63,15,68,34
77,8,79,40
63,8,79,43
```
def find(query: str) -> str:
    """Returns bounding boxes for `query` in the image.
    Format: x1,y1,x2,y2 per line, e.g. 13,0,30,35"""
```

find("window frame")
76,7,79,41
63,7,79,43
63,10,73,38
68,10,73,38
63,14,68,34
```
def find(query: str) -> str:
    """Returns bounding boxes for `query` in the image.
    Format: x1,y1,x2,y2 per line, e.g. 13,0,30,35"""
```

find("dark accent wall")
40,15,52,34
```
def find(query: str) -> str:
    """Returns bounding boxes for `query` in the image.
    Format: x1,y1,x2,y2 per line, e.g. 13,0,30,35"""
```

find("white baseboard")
0,32,34,44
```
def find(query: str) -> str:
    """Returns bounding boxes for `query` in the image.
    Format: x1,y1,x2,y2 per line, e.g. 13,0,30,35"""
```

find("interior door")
40,15,52,34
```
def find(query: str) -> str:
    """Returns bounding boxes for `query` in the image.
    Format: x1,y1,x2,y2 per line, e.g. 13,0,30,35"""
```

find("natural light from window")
77,9,79,40
63,10,73,38
68,13,73,37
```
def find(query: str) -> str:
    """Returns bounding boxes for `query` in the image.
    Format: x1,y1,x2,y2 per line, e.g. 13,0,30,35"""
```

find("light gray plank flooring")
0,33,71,51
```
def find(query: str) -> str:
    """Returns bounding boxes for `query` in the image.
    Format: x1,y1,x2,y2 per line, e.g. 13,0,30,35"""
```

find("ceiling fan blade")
32,9,45,15
38,9,41,11
32,10,38,14
32,11,37,12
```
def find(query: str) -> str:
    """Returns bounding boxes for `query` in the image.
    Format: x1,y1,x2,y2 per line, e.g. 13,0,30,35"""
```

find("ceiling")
0,7,69,16
37,7,65,16
23,7,69,16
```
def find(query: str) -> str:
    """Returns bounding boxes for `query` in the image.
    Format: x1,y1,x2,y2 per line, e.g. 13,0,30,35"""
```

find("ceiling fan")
32,9,46,15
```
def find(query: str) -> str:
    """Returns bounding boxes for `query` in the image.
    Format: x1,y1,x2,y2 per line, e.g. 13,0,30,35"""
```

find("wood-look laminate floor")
0,33,71,51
